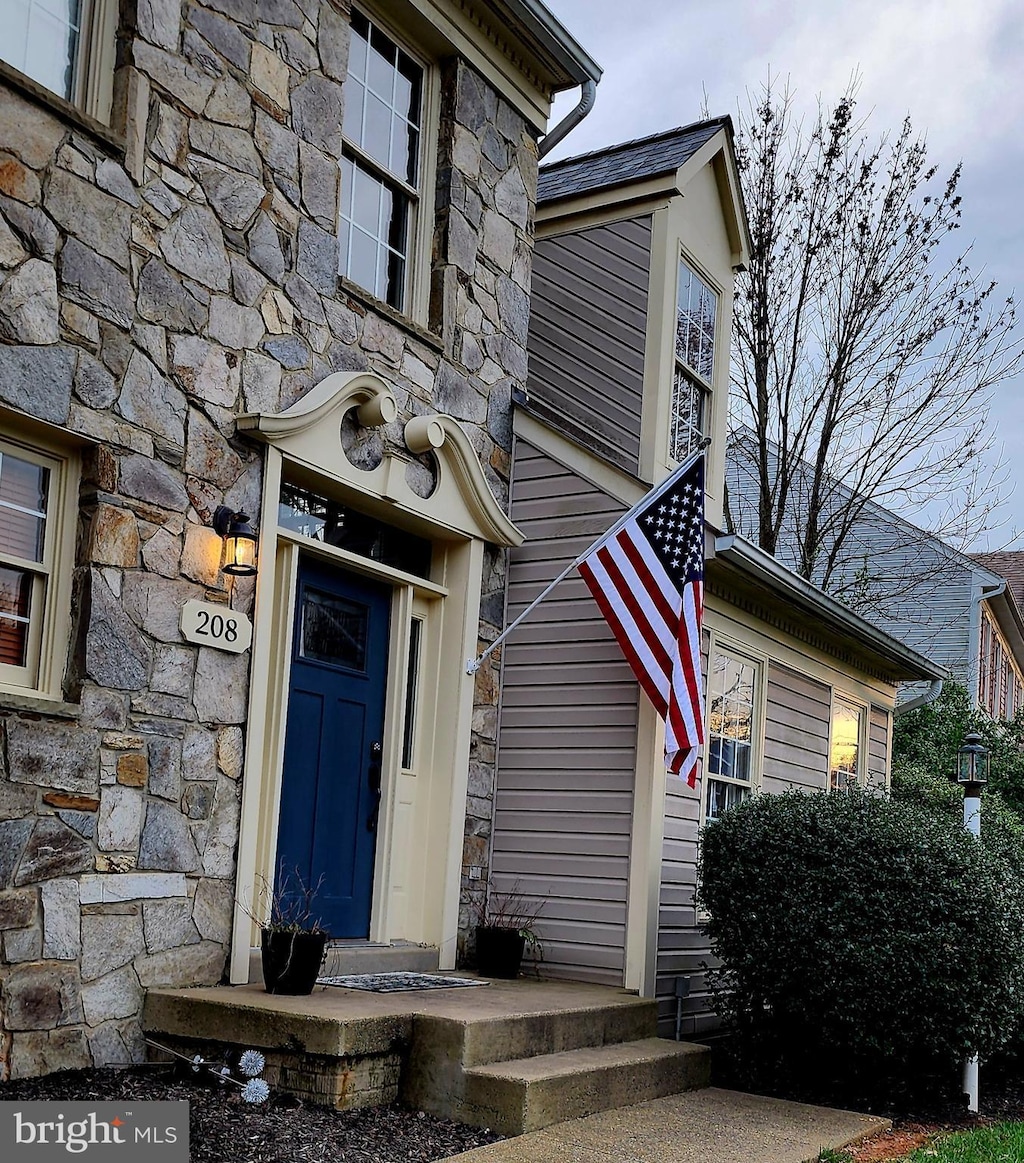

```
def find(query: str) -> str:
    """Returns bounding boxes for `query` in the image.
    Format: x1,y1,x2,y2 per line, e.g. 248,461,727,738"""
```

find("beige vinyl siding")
868,705,890,786
527,217,653,474
762,663,830,794
491,441,638,985
656,628,716,1037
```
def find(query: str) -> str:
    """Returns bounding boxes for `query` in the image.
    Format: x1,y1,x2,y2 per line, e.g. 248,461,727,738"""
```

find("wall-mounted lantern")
213,507,258,577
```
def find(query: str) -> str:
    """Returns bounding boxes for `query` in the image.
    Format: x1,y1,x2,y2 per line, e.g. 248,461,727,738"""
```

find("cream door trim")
231,373,516,980
239,371,523,548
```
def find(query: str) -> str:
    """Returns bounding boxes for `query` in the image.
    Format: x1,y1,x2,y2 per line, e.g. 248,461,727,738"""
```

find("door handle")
367,741,382,832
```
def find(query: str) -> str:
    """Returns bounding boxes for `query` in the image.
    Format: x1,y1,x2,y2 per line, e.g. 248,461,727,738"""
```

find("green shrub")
894,682,1024,817
697,787,1024,1102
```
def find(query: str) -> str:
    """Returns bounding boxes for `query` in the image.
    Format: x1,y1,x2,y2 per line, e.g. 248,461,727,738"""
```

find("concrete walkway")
441,1086,889,1163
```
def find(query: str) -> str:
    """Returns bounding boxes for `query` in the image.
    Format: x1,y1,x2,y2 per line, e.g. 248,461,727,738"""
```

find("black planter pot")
261,929,327,995
476,925,526,979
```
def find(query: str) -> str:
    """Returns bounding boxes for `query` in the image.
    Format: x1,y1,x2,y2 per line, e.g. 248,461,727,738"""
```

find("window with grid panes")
3,0,117,122
829,697,863,790
704,648,757,822
340,10,423,313
0,439,61,690
670,258,717,461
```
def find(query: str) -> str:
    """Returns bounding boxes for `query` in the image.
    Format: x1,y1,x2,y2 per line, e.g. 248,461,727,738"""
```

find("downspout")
894,678,944,717
538,77,597,158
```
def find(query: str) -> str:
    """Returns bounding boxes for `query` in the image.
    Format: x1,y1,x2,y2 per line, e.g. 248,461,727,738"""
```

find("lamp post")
956,731,990,1114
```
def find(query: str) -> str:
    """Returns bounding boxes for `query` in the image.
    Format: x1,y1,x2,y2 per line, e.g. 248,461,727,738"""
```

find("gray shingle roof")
537,117,731,204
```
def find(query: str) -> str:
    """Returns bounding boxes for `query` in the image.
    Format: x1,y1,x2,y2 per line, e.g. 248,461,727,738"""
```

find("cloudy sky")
542,0,1024,549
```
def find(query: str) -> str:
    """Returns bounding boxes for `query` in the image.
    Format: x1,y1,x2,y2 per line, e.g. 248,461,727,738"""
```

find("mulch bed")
0,1066,503,1162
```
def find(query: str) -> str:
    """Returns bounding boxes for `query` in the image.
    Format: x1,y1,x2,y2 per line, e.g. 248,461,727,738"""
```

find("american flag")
577,454,705,786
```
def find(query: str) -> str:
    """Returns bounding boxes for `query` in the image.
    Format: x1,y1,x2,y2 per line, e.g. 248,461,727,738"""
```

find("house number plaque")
180,600,253,654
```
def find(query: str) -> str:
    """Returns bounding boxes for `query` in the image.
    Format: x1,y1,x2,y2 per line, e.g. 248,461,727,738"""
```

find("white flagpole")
465,439,709,675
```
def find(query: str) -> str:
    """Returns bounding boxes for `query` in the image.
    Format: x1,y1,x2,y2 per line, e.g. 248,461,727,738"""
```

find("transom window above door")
670,258,718,462
340,10,424,312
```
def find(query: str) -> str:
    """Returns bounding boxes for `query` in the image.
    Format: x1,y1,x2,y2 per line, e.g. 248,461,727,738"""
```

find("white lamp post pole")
957,731,990,1116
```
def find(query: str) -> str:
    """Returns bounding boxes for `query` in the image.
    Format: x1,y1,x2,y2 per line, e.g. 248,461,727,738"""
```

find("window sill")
338,277,444,355
0,59,124,158
0,689,81,720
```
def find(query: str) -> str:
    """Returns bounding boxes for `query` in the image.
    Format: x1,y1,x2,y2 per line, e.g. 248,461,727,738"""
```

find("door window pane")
401,617,422,769
301,588,368,671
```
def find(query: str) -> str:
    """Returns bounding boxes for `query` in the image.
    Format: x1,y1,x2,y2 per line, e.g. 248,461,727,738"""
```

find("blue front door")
276,557,391,937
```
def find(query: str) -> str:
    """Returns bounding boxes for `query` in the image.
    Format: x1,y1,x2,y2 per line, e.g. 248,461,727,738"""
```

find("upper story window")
340,10,424,313
829,696,864,790
704,647,758,823
4,0,117,122
670,257,718,462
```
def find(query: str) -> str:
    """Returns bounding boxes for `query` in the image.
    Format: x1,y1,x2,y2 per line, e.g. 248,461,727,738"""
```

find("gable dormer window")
670,257,718,461
340,10,424,314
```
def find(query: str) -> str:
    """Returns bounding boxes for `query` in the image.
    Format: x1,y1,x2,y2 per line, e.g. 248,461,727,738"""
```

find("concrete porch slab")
439,1087,890,1163
143,977,664,1115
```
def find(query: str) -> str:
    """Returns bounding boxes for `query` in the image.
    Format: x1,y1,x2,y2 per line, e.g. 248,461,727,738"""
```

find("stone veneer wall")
0,0,537,1077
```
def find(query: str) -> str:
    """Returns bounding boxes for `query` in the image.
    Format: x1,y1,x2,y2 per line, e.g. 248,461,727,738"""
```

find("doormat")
317,972,488,993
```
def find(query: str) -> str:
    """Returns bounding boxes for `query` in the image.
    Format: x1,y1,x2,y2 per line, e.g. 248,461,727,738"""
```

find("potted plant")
475,883,543,979
247,871,329,995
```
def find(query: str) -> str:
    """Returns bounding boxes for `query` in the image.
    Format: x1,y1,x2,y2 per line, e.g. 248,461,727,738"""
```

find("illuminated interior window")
829,697,863,791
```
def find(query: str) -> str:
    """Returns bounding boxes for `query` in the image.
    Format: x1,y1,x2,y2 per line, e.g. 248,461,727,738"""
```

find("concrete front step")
144,978,707,1133
459,1038,711,1136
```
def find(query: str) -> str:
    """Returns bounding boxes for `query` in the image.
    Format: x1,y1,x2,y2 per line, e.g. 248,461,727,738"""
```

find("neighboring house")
972,552,1024,718
489,124,943,1037
0,0,599,1077
726,435,1024,716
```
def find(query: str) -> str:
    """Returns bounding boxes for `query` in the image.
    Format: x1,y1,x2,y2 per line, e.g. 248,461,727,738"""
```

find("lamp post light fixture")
213,506,258,578
957,732,990,794
956,730,990,1115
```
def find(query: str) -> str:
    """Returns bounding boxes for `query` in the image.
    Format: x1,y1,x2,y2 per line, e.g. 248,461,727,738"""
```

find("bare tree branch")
729,77,1022,599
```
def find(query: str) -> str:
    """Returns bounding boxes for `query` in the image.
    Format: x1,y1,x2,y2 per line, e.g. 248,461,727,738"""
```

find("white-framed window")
340,8,426,315
703,645,759,823
829,695,865,791
0,432,76,698
670,256,718,462
3,0,118,122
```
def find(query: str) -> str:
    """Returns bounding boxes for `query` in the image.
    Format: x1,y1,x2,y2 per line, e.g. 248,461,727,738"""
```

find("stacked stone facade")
0,0,538,1077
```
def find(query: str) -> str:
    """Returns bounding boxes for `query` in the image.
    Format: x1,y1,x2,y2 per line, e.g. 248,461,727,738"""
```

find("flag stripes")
577,454,706,786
